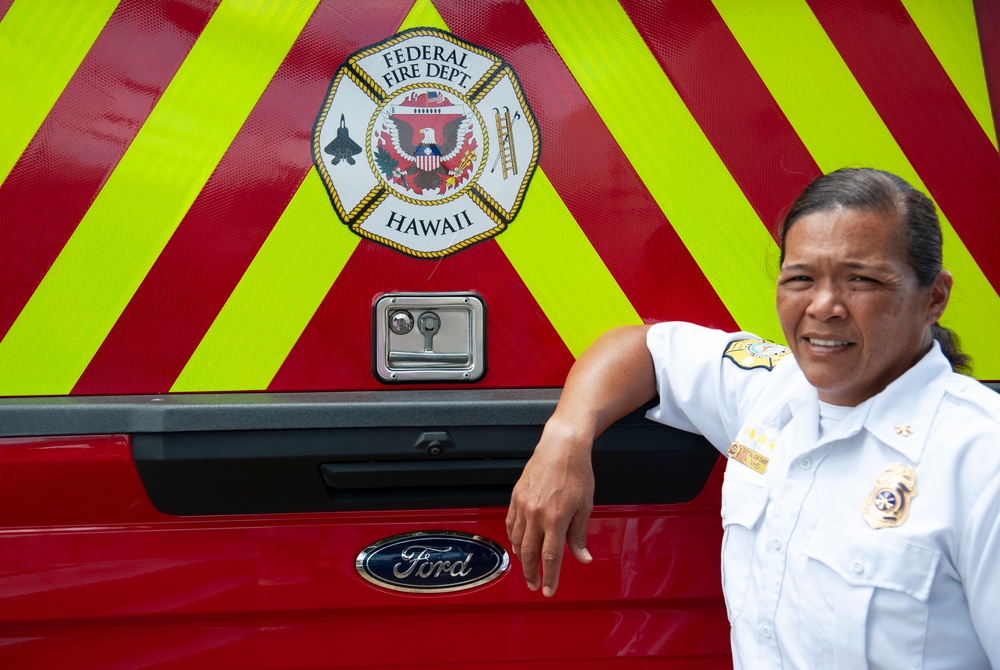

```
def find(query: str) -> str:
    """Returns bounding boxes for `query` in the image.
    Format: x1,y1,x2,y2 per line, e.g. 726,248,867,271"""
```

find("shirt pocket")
800,513,940,669
720,471,769,622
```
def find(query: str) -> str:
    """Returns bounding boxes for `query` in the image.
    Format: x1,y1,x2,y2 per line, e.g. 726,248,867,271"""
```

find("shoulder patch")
723,338,791,371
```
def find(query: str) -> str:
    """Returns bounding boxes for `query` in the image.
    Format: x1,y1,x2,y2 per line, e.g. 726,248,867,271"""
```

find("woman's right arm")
505,324,657,597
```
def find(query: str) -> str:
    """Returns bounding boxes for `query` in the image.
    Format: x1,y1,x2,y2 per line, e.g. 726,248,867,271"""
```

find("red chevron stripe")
72,0,417,395
975,0,1000,143
268,240,575,391
809,0,1000,286
437,0,738,331
0,1,15,22
621,0,822,235
0,0,219,345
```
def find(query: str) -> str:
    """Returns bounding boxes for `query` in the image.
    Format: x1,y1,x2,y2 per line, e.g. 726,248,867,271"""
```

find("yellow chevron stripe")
901,0,997,149
398,0,641,357
399,0,443,29
527,0,783,342
715,0,1000,380
172,170,358,391
0,0,319,396
497,169,644,357
0,0,119,184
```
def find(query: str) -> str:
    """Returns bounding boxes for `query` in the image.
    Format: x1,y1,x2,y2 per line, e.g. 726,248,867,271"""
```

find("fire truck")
1,0,997,667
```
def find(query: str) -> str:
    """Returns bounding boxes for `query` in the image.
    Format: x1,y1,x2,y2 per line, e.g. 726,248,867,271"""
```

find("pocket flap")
721,473,769,530
802,513,940,602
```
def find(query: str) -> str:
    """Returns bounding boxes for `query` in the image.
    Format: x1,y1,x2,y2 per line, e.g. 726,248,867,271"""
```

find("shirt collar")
864,342,951,463
775,342,951,462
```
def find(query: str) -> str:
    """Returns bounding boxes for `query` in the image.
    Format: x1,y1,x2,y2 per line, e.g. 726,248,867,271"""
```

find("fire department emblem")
313,28,540,258
723,338,792,371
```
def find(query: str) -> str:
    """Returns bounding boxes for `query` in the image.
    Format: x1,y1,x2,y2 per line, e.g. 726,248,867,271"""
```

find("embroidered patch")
723,339,791,371
861,462,918,529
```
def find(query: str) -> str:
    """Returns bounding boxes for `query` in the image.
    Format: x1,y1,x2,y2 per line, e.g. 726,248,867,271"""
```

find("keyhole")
417,312,441,352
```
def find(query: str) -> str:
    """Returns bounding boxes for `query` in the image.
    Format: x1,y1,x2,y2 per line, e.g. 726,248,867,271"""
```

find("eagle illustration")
375,91,477,194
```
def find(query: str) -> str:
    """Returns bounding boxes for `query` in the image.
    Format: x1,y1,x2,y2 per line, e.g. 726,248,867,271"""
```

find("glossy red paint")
0,435,729,667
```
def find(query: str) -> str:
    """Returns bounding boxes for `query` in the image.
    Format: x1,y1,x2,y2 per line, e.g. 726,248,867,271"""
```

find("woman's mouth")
806,338,851,348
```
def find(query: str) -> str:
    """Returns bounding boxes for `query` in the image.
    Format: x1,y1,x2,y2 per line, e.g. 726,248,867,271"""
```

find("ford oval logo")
356,531,509,593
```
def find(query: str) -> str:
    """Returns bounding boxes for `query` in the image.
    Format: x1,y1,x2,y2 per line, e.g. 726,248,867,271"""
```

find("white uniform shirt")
645,322,1000,669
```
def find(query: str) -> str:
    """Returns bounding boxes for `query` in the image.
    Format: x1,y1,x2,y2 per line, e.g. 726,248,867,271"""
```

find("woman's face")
776,206,951,406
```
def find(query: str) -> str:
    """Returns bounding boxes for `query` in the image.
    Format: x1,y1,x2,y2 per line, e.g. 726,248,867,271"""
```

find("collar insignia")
861,462,918,529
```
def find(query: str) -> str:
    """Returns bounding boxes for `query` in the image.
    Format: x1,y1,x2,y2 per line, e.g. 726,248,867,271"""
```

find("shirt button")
762,626,772,639
800,458,812,470
852,560,865,575
772,538,782,551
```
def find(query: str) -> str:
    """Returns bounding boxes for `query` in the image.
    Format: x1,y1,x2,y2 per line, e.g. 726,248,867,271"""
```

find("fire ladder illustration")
492,107,519,179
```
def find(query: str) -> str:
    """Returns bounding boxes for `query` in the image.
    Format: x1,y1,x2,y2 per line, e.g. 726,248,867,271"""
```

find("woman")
507,168,1000,668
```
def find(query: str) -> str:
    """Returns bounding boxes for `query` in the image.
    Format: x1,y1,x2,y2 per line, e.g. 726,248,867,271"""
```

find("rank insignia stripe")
723,339,792,371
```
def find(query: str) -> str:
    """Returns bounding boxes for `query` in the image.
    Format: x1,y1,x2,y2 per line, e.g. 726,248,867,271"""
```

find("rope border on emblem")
346,187,389,222
352,220,507,259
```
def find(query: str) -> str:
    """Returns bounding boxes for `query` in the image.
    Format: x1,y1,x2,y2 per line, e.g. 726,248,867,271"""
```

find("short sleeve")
644,322,781,453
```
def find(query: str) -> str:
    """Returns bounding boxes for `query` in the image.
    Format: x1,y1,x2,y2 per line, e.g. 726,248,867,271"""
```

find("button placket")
754,444,826,662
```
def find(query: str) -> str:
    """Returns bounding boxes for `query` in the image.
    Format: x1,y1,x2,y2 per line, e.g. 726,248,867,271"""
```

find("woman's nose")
805,283,847,320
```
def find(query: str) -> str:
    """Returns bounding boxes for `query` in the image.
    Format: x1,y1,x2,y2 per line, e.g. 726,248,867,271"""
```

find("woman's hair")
777,167,971,374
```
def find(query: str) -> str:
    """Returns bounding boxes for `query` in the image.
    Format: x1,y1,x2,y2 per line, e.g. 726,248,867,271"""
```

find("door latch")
373,293,486,383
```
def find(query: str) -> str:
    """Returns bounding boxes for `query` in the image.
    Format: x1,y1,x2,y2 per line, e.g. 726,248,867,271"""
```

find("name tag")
727,441,769,474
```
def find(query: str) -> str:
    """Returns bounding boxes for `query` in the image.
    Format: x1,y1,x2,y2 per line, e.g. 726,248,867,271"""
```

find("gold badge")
727,441,769,474
861,463,918,529
723,339,791,371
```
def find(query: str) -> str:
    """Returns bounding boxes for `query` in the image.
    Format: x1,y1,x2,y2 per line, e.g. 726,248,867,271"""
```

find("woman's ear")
926,270,952,324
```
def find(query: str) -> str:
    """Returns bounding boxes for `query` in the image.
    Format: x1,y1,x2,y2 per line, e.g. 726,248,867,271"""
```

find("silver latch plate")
373,293,485,383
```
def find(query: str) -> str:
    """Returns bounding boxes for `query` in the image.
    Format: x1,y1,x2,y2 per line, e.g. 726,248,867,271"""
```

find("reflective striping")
73,0,411,395
620,0,821,237
0,0,119,185
901,0,997,149
398,0,442,28
0,0,319,395
439,0,738,332
0,0,218,353
1,1,999,395
715,0,1000,379
528,0,783,341
172,170,358,392
496,169,643,358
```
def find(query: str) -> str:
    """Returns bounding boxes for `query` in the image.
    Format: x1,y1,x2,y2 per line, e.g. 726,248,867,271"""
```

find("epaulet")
723,338,791,371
